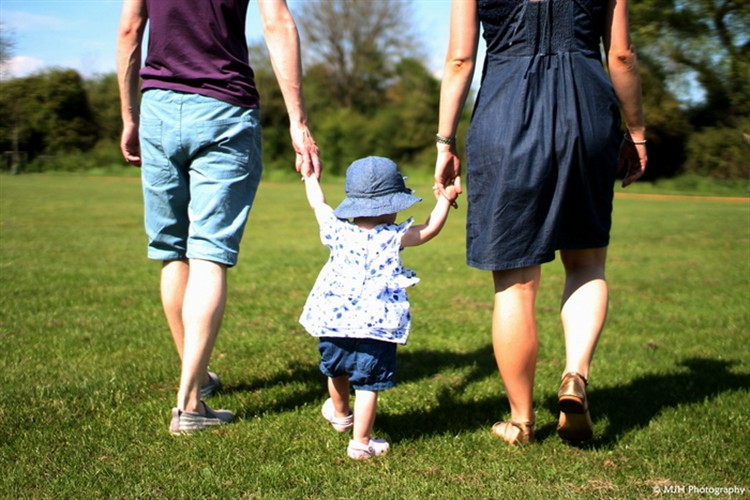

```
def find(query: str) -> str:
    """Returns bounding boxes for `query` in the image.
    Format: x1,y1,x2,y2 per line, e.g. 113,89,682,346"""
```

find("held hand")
290,122,322,179
434,147,463,202
120,122,141,167
433,180,460,208
444,184,460,208
618,138,647,187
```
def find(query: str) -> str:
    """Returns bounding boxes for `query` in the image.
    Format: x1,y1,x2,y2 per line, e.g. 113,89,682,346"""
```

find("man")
117,0,321,434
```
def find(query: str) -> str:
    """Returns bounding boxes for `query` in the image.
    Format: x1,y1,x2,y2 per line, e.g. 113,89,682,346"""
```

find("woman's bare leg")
559,247,608,379
492,266,541,424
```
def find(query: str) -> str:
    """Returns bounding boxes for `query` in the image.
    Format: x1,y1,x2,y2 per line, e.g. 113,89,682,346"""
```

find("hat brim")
334,192,421,219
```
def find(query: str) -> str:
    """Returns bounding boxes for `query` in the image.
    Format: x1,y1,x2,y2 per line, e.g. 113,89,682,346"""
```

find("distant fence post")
3,151,27,174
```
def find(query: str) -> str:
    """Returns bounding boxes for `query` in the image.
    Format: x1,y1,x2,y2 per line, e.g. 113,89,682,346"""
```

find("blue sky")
1,0,474,82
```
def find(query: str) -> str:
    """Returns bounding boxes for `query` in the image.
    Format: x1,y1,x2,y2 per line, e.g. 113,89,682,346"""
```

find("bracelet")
435,134,457,145
624,133,647,145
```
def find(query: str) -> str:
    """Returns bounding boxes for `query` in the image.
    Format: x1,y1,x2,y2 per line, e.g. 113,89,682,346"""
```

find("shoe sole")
557,402,593,442
170,420,226,436
557,413,593,441
170,429,196,436
169,404,233,436
558,395,586,414
347,440,389,459
557,375,592,441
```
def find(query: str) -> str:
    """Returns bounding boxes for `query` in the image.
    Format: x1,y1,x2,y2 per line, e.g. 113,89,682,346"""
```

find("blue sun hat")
334,156,421,219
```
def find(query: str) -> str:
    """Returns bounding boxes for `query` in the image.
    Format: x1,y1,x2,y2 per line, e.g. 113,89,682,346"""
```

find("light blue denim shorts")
318,338,397,391
139,89,262,266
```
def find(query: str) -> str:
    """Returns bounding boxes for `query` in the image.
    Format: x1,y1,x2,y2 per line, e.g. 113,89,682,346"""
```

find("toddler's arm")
401,186,458,247
303,175,334,224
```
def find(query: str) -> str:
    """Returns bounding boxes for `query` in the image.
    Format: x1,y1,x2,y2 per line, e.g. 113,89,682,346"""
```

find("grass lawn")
1,174,748,498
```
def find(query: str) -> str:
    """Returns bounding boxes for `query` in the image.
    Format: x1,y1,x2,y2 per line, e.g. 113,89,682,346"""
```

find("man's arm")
116,0,147,166
258,0,321,179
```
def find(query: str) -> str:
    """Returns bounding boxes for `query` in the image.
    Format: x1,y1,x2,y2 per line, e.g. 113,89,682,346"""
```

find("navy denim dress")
466,0,621,270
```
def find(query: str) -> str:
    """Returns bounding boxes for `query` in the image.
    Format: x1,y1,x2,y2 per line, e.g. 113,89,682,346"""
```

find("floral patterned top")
299,208,419,345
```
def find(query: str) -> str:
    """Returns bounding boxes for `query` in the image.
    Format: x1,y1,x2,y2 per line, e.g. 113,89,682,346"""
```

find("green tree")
0,78,37,164
632,0,749,125
684,123,750,179
296,0,419,114
86,73,122,143
302,57,443,175
315,108,373,176
371,58,441,165
35,69,98,154
0,21,13,78
0,69,98,169
246,42,300,174
630,58,693,178
248,38,443,176
630,0,749,178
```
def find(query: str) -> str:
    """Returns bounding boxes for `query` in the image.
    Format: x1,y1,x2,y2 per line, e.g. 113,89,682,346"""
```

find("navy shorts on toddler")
318,338,397,391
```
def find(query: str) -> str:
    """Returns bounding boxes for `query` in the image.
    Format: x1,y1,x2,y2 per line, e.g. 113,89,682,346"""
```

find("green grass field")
1,174,748,498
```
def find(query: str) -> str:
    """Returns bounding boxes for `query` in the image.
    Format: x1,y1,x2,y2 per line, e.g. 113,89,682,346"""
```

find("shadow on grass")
540,357,750,449
221,351,748,448
221,346,500,422
398,345,498,386
221,361,323,419
384,355,749,447
377,345,507,441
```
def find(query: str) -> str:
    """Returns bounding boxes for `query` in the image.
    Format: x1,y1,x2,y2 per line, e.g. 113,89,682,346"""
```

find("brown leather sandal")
491,420,535,446
556,372,593,441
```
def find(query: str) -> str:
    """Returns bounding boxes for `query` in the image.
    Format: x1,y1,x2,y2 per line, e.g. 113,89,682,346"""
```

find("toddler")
300,156,457,460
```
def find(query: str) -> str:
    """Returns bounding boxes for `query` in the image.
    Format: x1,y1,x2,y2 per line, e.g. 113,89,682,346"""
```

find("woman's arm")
434,0,480,196
604,0,648,186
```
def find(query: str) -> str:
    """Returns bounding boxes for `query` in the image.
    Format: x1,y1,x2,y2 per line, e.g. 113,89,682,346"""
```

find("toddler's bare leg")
328,376,351,416
352,389,378,445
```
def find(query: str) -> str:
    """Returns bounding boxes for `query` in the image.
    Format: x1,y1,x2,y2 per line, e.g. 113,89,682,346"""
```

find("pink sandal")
321,398,353,432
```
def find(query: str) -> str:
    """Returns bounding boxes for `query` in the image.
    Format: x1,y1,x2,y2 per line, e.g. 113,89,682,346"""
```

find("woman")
434,0,647,444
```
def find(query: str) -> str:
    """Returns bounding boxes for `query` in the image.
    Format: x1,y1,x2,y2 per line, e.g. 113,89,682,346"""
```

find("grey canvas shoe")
169,401,234,435
200,371,221,398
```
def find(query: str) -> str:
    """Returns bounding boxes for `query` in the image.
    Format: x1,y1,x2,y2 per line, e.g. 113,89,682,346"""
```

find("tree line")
0,0,747,180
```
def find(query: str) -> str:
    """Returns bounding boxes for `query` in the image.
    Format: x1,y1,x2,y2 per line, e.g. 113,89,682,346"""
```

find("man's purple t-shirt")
140,0,260,108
